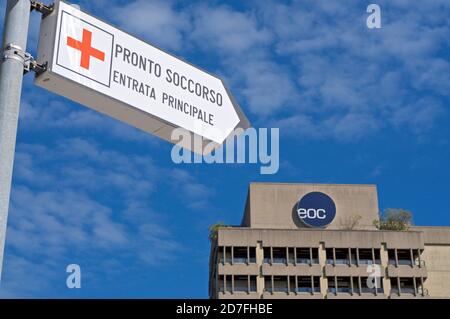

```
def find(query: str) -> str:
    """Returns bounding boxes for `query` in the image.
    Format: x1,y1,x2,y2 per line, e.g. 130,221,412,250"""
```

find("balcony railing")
219,257,256,264
272,257,287,264
390,287,400,294
220,257,232,264
231,285,257,292
297,258,310,264
390,287,418,295
400,287,416,294
328,287,351,294
233,257,248,264
234,286,248,292
389,259,425,266
358,259,381,265
361,287,384,294
273,286,289,293
296,287,320,293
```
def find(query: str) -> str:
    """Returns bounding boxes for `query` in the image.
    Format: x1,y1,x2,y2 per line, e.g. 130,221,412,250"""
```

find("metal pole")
0,0,31,282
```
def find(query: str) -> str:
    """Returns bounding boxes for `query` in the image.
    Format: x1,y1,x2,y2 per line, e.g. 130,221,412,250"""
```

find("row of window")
328,276,383,294
217,246,424,267
217,275,426,295
264,276,320,293
217,275,257,293
391,277,427,295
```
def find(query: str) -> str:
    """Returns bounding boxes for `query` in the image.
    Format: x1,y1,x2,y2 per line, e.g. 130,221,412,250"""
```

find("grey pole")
0,0,31,282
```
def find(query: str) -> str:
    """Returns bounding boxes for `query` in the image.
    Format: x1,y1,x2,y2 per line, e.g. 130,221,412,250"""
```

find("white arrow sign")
35,0,249,153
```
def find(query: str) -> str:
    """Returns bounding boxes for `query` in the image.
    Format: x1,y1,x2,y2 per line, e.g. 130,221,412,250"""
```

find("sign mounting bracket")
2,43,47,75
30,0,54,17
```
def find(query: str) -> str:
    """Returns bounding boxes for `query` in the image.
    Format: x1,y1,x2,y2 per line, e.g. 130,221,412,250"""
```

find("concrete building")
209,183,450,299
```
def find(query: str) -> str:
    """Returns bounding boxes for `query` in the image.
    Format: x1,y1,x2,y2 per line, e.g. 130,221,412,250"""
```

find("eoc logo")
296,192,336,228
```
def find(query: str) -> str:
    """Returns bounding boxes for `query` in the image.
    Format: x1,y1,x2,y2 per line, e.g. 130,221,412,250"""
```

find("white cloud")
109,0,190,51
191,5,271,55
169,168,214,210
233,58,299,117
10,0,448,143
19,95,160,145
1,138,186,296
255,0,449,140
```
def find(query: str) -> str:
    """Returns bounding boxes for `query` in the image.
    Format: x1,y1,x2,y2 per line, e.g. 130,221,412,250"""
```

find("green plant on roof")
209,222,226,242
373,208,413,231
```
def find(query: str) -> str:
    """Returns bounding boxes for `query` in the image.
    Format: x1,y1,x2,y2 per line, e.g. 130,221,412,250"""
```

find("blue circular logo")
296,192,336,228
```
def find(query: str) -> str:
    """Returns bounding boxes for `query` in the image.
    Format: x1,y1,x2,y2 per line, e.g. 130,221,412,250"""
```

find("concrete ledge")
324,264,382,277
327,293,387,299
218,292,260,299
389,293,429,299
413,226,450,245
262,292,323,299
218,263,260,275
387,265,427,277
261,263,322,276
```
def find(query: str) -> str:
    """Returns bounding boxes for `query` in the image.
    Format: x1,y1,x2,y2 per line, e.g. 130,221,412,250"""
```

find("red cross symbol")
66,28,105,70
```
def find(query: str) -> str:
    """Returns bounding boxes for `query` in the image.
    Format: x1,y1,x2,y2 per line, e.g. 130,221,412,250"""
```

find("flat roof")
249,182,377,187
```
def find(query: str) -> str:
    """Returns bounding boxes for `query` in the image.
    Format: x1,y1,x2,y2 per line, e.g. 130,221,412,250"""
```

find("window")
361,276,383,293
287,247,295,264
273,276,289,292
233,247,248,264
289,276,296,293
335,249,350,265
326,248,334,265
218,275,225,292
272,247,287,264
263,247,271,264
311,248,319,264
397,250,413,266
328,277,351,294
225,275,232,292
264,276,272,293
249,247,256,263
234,275,248,292
296,276,320,293
249,276,257,292
373,249,381,264
225,247,232,264
327,277,336,294
336,277,351,293
352,277,360,294
297,280,310,293
358,249,373,265
313,277,320,292
350,249,358,265
388,249,396,265
297,276,312,293
217,247,224,264
399,277,416,294
390,277,417,294
296,248,310,264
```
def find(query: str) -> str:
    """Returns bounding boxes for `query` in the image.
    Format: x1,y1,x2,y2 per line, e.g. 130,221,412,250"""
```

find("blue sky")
0,0,449,298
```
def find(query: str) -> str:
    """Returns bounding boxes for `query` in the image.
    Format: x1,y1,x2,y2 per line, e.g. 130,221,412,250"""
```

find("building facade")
209,183,450,299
